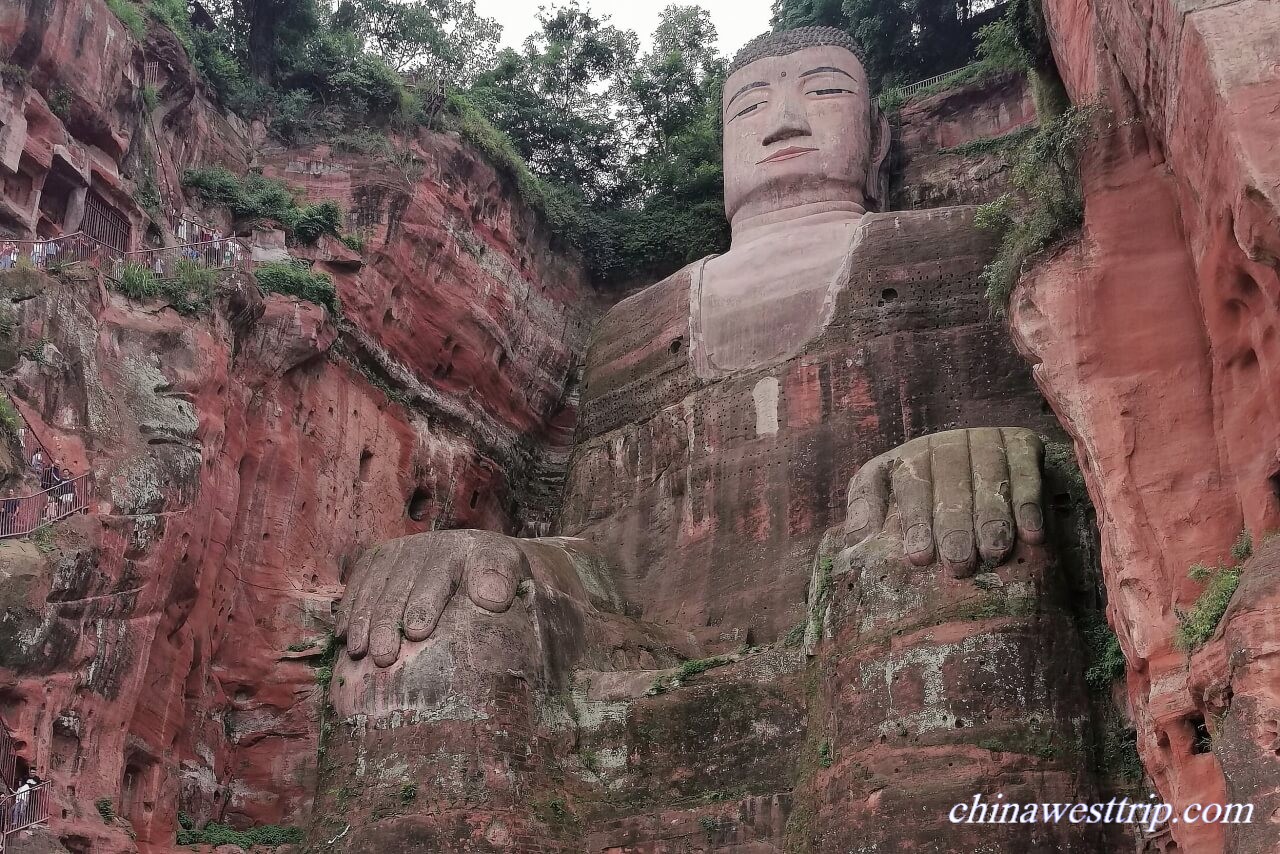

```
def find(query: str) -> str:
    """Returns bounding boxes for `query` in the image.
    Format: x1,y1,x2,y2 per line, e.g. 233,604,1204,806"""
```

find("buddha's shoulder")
578,261,704,432
850,206,996,266
588,260,701,367
828,205,1002,332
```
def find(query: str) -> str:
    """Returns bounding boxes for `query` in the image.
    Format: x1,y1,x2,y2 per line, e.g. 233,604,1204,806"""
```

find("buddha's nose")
762,97,812,147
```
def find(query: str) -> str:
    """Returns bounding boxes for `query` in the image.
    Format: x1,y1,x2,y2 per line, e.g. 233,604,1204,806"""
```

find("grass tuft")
105,0,146,37
254,261,340,316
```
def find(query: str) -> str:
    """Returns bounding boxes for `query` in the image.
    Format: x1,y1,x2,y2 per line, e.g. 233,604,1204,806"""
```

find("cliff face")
890,71,1038,210
1,0,1278,850
1009,0,1280,849
0,2,595,852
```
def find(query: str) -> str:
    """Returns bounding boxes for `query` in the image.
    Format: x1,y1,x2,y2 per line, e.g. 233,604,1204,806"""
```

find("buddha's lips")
758,146,818,164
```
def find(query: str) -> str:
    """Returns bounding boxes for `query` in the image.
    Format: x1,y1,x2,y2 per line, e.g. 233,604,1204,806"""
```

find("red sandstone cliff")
1,0,1278,849
1008,0,1280,850
0,1,597,852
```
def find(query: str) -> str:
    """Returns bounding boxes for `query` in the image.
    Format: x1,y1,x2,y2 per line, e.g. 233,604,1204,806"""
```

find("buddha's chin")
727,172,867,223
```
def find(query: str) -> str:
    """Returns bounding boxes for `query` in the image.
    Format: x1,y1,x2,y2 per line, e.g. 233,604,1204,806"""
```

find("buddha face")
722,44,874,224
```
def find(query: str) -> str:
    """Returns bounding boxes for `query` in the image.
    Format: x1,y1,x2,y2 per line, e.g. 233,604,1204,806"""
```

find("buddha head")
722,27,891,227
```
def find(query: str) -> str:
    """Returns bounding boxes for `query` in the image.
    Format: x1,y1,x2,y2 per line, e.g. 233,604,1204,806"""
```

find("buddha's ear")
864,104,893,211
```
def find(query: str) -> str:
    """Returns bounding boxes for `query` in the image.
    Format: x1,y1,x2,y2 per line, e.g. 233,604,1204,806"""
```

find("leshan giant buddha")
323,28,1121,853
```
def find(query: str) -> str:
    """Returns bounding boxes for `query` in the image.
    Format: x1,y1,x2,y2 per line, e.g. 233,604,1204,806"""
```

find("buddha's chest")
574,208,1058,473
693,219,859,377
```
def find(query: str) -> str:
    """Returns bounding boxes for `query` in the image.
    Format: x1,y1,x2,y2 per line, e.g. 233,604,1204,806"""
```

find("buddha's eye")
730,101,765,121
808,87,854,96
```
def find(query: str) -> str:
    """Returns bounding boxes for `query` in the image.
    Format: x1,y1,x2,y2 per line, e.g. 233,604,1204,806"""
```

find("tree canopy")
770,0,1005,87
146,0,731,284
340,0,501,81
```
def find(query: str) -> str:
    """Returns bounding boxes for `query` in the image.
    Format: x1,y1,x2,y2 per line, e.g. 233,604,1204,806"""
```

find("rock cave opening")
407,486,431,521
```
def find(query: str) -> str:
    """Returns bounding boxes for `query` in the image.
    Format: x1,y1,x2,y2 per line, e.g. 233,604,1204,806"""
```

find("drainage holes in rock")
407,487,431,521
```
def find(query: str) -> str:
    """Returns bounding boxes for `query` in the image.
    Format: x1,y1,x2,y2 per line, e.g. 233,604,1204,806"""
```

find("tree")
343,0,501,84
191,0,320,85
239,0,321,82
842,0,916,86
621,5,725,160
610,5,730,279
769,0,847,29
468,2,638,199
770,0,999,87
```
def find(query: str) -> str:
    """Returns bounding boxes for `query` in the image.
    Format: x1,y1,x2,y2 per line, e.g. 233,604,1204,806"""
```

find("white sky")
472,0,775,57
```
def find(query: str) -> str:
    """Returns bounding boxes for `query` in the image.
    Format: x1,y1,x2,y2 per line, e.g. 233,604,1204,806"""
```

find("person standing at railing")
0,491,18,537
9,776,32,828
55,469,75,510
38,458,56,491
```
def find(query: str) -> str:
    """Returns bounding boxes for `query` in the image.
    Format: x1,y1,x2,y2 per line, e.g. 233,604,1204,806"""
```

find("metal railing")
0,232,252,283
898,62,981,96
167,211,223,246
0,724,14,795
2,407,97,539
1,782,52,843
0,233,118,273
0,473,94,540
17,425,48,479
115,237,250,280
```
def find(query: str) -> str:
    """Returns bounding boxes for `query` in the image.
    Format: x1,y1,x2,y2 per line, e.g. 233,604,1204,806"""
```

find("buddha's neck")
729,201,867,249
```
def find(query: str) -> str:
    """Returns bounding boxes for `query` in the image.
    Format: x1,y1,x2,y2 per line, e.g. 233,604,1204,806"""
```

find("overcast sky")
471,0,775,58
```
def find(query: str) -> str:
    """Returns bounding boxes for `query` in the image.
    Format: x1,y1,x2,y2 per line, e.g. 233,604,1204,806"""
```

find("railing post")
0,723,14,793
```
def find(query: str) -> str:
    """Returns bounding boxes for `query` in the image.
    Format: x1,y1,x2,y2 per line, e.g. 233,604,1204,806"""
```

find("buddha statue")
321,28,1120,853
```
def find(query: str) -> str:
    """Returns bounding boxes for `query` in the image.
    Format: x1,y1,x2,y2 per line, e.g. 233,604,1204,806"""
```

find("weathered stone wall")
890,71,1038,211
1008,0,1280,849
0,2,598,853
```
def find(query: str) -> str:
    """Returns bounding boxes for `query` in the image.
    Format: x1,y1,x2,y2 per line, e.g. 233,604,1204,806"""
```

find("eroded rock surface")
0,2,595,852
0,0,1276,850
1008,0,1280,848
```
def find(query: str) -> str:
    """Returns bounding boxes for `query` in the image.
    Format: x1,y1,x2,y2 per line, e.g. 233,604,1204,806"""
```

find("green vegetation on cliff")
254,262,340,315
0,396,20,444
113,261,218,316
164,0,727,284
1175,530,1250,651
176,817,303,847
975,98,1106,314
181,168,342,244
